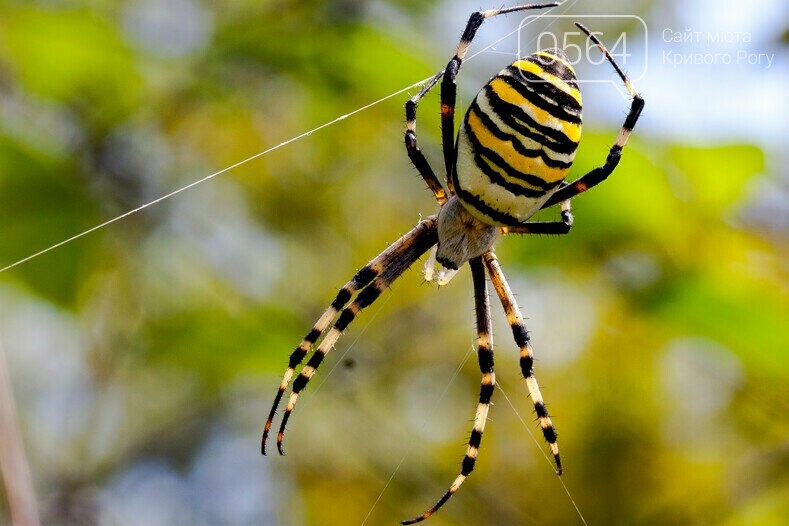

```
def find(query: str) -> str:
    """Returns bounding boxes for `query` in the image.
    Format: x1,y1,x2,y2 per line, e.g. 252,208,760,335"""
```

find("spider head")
433,196,499,279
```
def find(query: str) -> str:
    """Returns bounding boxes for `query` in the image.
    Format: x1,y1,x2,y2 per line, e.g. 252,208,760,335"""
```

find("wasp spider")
262,4,644,523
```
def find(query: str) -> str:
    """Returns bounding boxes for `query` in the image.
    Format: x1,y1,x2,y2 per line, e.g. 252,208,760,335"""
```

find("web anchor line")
0,6,559,276
497,379,588,526
0,80,429,275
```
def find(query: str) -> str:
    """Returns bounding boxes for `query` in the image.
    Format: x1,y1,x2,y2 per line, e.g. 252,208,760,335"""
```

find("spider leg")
541,23,644,210
483,251,562,475
274,217,438,455
406,72,449,204
440,3,559,188
262,269,375,454
262,216,438,454
402,257,493,524
503,199,573,235
405,4,558,196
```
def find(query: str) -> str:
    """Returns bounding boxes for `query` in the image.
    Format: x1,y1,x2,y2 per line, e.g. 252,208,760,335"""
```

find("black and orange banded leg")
275,218,439,455
406,4,560,193
402,257,494,524
406,73,448,204
262,217,438,455
262,269,374,455
439,3,560,185
542,23,644,210
483,251,562,475
261,218,439,454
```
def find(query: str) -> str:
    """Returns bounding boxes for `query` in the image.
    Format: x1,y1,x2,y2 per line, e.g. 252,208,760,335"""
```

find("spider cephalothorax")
262,4,644,523
435,195,499,272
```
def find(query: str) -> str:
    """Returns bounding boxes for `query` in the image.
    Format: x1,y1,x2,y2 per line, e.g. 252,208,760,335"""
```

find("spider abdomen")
453,48,582,226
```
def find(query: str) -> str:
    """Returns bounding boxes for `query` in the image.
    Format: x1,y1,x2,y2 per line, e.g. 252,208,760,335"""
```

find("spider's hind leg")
504,199,573,235
542,23,644,209
405,75,449,204
405,3,560,199
437,3,559,184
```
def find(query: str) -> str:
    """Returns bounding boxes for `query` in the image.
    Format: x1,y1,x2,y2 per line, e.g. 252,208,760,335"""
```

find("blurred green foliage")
0,1,786,525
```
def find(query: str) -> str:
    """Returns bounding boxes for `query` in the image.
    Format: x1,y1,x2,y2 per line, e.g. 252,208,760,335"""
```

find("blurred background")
0,0,786,524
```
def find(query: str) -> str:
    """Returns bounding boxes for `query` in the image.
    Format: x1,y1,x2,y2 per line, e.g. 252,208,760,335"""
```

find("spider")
262,3,644,523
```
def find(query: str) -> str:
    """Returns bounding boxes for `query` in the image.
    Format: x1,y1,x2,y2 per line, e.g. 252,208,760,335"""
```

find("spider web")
0,1,571,276
1,0,588,523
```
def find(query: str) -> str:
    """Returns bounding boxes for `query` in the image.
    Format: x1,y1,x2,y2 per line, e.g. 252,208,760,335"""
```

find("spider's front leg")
263,217,438,456
484,251,562,474
262,263,379,454
402,257,494,524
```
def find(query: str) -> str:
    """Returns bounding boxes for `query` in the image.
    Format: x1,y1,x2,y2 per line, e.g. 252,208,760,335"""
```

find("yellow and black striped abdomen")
453,49,582,226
